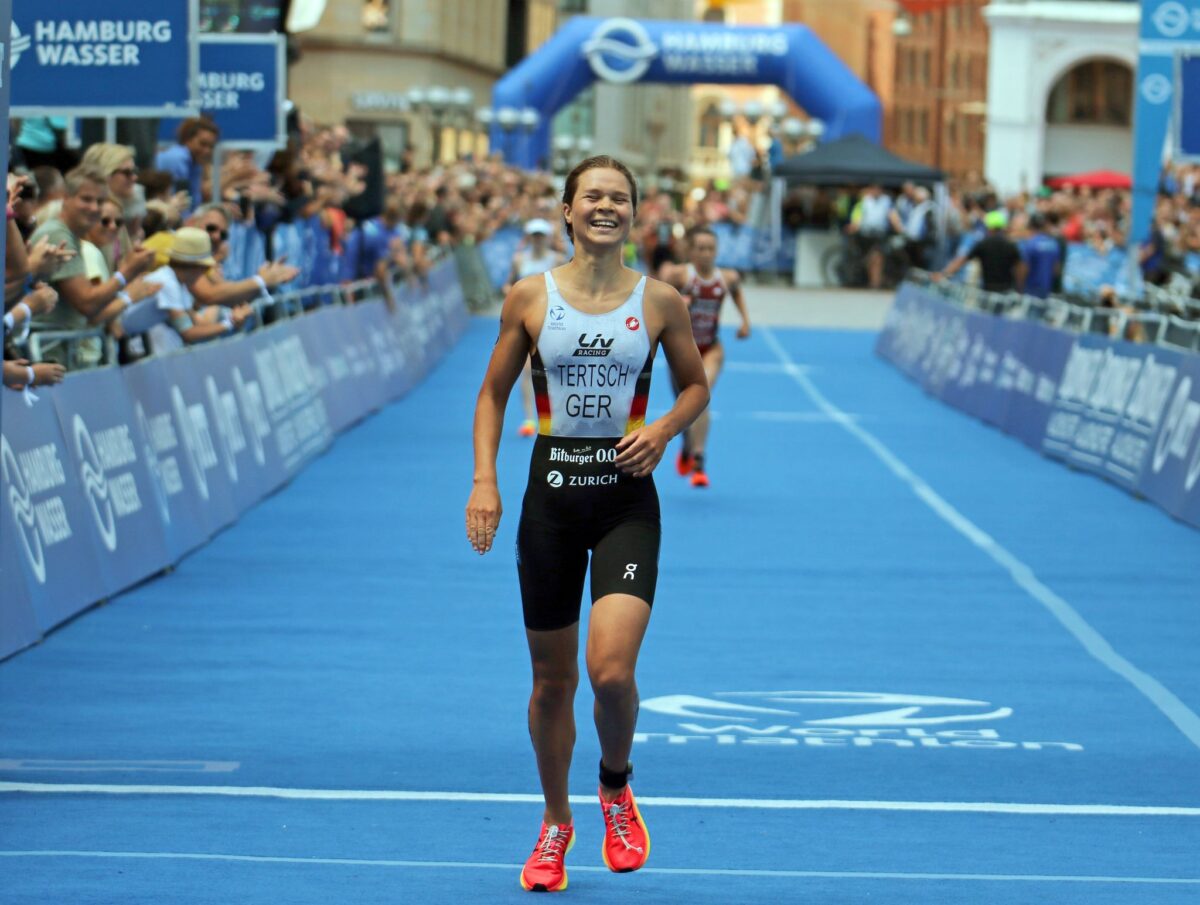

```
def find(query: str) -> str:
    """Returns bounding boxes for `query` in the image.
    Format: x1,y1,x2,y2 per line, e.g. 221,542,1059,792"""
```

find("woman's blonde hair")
80,142,135,178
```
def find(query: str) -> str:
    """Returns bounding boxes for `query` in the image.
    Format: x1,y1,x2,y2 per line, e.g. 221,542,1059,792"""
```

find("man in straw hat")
129,227,254,355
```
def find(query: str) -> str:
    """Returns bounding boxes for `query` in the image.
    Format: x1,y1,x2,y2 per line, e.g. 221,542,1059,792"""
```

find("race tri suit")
517,270,660,631
680,263,728,355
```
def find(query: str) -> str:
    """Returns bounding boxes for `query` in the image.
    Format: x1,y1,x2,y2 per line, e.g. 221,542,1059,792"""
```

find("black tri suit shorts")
517,435,661,631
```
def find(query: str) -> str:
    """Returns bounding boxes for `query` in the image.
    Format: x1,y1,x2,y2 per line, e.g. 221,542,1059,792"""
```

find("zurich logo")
549,305,566,322
10,23,32,69
547,470,564,488
582,17,658,84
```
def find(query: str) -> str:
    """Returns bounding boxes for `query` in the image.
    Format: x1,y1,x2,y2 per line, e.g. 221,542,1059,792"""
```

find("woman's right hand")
465,481,502,555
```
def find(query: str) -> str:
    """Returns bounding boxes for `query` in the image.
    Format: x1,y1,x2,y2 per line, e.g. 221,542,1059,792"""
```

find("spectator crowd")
6,112,1200,395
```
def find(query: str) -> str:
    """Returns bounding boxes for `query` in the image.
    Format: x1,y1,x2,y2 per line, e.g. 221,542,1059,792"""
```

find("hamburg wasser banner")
877,285,1200,530
0,262,469,660
10,0,198,115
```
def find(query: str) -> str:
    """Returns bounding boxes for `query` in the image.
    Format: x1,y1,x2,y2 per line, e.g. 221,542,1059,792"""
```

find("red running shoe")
690,469,709,488
599,785,650,873
675,451,694,476
520,822,575,892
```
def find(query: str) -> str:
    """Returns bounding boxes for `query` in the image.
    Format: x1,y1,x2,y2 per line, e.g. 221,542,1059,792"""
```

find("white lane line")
761,328,1200,752
726,361,812,375
0,851,1197,885
2,783,1198,815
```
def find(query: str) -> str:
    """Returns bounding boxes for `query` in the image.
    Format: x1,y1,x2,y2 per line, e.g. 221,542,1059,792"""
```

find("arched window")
698,101,722,149
1046,60,1132,126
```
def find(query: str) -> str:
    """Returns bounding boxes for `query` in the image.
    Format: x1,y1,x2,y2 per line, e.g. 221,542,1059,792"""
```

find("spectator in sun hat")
137,227,254,354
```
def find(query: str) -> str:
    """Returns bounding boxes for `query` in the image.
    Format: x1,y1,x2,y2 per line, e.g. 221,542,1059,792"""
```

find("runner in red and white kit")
660,225,751,487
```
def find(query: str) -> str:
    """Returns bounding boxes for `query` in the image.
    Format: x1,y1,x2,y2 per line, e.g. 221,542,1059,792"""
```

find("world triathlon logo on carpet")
637,690,1083,752
582,18,658,84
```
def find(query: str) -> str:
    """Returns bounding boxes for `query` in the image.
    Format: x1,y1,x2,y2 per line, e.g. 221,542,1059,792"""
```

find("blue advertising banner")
157,34,286,149
480,227,524,291
491,17,881,168
0,387,111,633
0,514,39,658
49,368,173,597
1132,0,1200,247
877,283,1200,532
0,269,470,660
10,0,199,116
160,351,241,536
1137,350,1200,519
120,355,212,560
191,335,285,514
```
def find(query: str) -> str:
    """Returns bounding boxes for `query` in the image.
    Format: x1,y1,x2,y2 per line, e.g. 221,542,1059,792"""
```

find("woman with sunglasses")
184,202,299,309
81,142,144,248
81,197,162,344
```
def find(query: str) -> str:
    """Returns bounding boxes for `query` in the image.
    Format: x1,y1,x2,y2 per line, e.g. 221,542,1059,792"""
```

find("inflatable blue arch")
490,16,882,170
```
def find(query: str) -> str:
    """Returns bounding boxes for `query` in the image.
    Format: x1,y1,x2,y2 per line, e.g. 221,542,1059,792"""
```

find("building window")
559,0,587,11
1046,59,1133,126
950,55,961,90
698,101,722,148
922,50,931,87
948,116,958,148
919,110,928,146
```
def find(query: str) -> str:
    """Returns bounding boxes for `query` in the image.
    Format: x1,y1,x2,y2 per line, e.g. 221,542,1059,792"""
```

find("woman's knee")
588,662,636,701
531,667,579,706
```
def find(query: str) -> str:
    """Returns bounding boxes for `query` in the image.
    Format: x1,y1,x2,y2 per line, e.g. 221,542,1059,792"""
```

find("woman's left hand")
614,424,669,478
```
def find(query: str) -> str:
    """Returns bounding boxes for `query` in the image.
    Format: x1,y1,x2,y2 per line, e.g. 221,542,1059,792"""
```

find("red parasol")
1045,170,1132,190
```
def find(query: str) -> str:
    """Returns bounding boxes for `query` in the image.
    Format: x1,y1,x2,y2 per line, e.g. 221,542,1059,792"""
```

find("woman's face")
564,168,634,249
90,201,124,245
108,157,137,199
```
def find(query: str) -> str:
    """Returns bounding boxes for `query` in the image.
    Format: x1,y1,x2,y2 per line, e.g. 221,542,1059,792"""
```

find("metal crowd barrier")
906,270,1200,355
14,240,490,371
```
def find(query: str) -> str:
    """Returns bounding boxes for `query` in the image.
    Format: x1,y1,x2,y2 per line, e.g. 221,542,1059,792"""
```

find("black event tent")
774,134,943,186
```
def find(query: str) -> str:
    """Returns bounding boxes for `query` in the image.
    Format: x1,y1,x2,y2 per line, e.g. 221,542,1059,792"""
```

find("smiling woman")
465,155,710,892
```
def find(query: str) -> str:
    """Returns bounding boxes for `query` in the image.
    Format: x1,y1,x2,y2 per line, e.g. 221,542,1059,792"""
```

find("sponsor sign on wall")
10,0,198,116
0,261,469,660
876,285,1200,529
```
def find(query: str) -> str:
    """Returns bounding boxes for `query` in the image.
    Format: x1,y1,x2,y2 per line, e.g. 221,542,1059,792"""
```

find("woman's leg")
525,624,579,826
586,594,652,792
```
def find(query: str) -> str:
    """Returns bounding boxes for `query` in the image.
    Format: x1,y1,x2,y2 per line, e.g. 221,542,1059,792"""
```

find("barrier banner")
0,387,111,632
191,336,283,514
480,227,523,291
0,520,39,657
1043,336,1171,490
161,351,241,535
0,269,470,660
120,355,212,559
49,368,173,596
10,0,198,116
877,283,1200,531
246,323,334,477
291,308,377,433
1135,350,1200,519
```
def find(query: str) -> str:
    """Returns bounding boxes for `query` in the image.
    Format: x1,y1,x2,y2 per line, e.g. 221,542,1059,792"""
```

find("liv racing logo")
638,690,1082,752
582,18,658,84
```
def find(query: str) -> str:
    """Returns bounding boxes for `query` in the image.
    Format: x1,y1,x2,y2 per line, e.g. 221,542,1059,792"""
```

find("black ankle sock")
599,759,632,790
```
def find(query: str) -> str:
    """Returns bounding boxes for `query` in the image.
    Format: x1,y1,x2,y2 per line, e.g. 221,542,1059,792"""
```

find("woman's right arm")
465,280,536,554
